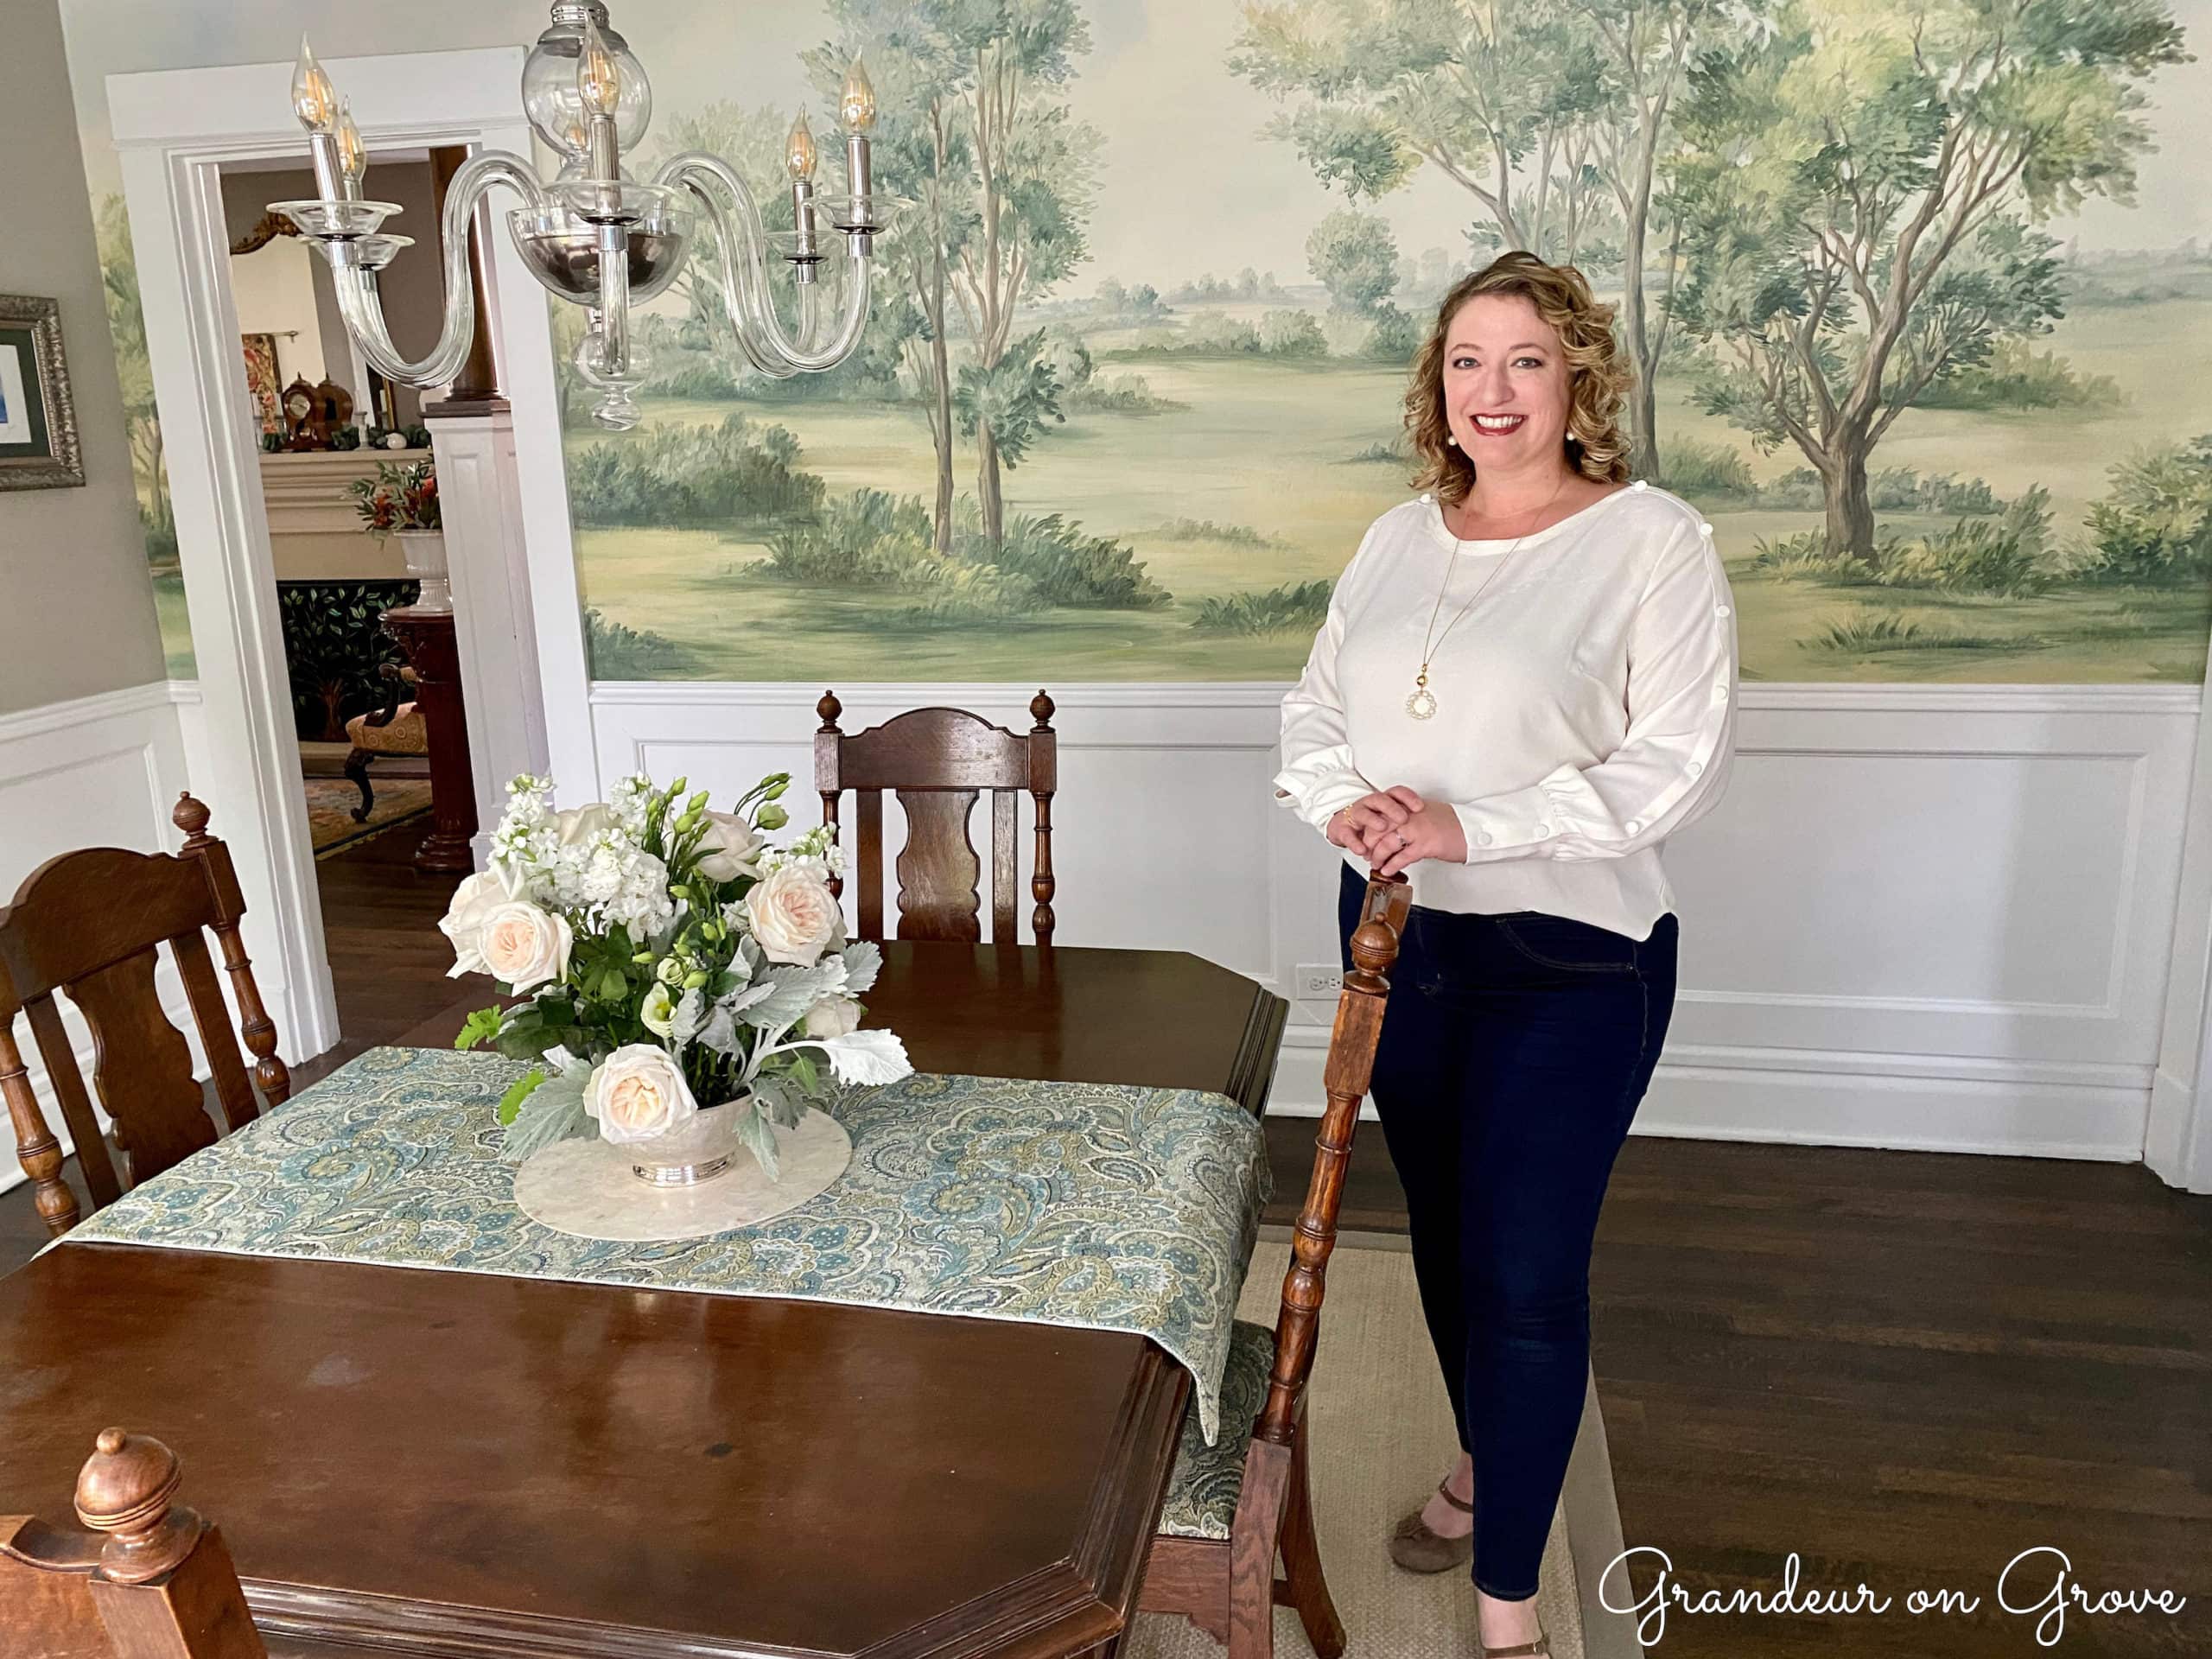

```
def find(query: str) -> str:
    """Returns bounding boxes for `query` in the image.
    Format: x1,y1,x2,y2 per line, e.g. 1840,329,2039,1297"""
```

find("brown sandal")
1386,1477,1474,1573
1482,1637,1550,1659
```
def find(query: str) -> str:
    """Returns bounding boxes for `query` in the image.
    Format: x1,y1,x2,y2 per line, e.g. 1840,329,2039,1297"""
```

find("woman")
1272,252,1738,1656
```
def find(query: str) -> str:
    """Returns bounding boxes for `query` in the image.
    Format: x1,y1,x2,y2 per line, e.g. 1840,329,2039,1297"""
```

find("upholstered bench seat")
1157,1317,1276,1541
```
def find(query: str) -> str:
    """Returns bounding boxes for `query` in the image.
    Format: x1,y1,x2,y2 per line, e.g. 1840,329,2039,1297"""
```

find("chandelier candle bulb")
335,99,366,191
291,37,336,132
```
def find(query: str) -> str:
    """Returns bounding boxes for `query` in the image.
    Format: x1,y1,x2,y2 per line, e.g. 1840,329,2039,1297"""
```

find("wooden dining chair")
1,1428,267,1658
1140,868,1412,1659
0,793,291,1239
814,689,1058,944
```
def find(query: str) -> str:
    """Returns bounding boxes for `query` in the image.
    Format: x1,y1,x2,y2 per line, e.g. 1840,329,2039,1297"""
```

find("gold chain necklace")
1407,479,1570,720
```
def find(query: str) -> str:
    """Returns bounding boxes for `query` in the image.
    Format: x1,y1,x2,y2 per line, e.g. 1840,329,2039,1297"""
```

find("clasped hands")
1327,787,1469,879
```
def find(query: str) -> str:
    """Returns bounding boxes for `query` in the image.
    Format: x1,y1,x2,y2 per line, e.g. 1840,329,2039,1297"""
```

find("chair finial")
76,1429,200,1585
172,792,213,845
1030,689,1055,730
817,690,843,732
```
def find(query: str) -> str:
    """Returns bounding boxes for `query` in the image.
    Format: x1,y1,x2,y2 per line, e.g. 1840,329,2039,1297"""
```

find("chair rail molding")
107,47,594,1054
589,678,2208,1178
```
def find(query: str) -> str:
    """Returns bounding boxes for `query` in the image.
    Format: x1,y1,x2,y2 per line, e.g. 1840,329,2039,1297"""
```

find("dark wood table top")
0,942,1287,1659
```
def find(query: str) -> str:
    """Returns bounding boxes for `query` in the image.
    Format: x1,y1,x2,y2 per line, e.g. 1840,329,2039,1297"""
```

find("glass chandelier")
272,3,888,430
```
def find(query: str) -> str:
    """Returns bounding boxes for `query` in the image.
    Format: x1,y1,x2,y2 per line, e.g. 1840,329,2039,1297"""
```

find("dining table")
0,941,1288,1659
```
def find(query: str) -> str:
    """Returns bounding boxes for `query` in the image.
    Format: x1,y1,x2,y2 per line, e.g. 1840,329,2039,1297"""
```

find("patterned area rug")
1128,1236,1637,1659
304,778,432,858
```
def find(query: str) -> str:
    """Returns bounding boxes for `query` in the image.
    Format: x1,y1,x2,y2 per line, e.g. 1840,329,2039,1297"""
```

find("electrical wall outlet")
1296,963,1344,999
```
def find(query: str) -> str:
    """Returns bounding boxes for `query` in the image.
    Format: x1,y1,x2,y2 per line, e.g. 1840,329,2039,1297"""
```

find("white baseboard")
1264,1027,2149,1161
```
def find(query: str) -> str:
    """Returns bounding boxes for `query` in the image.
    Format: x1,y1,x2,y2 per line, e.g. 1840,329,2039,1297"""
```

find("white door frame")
108,47,594,1058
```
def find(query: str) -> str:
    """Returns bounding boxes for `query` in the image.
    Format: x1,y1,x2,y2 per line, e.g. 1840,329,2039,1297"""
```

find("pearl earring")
1446,435,1459,448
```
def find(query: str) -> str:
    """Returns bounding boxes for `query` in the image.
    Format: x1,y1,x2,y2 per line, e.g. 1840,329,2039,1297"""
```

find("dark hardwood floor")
3,823,2205,1656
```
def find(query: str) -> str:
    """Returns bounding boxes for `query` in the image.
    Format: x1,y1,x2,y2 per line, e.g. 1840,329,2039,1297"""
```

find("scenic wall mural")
62,0,2212,685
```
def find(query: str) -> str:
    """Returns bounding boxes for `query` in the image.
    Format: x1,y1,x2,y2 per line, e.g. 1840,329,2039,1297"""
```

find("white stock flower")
745,864,841,967
477,901,574,994
694,810,766,884
437,863,524,977
803,995,862,1039
583,1044,697,1145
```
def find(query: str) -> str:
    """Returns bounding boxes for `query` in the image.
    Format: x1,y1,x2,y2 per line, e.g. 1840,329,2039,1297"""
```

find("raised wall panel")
593,681,2201,1163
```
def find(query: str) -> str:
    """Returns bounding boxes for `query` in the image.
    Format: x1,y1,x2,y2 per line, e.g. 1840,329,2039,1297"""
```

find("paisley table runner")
64,1046,1272,1441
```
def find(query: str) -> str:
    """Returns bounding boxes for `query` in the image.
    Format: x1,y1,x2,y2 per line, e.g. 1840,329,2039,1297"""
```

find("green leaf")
599,966,629,1003
789,1051,820,1096
454,1006,505,1051
496,1068,548,1127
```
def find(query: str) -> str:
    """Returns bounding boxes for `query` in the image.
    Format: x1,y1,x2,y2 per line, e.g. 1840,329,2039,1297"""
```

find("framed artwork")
0,294,83,492
242,331,282,435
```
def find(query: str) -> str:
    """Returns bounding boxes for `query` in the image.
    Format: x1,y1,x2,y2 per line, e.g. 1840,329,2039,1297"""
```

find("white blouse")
1273,480,1738,942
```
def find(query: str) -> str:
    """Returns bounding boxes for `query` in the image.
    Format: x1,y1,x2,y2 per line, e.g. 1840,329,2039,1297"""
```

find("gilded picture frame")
0,294,85,492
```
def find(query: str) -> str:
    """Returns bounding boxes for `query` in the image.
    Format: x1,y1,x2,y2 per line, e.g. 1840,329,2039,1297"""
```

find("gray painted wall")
0,0,165,715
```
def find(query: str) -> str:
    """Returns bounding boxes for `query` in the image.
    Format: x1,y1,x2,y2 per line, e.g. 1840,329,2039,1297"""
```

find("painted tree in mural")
1574,0,1717,479
94,194,173,567
1231,0,1709,479
1670,0,2186,561
943,0,1100,546
810,9,976,556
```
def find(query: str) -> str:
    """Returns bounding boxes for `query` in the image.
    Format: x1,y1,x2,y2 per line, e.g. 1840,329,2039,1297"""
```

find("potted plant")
349,459,448,612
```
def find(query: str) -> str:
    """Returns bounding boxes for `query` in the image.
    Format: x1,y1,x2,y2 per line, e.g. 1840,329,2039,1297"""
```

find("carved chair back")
813,690,1059,944
1256,870,1410,1439
0,1429,267,1658
0,795,290,1237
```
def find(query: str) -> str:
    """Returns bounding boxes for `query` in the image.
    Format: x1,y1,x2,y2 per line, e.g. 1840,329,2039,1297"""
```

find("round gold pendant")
1406,688,1438,720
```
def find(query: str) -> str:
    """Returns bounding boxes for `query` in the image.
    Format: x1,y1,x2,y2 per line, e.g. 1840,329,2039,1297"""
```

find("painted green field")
569,295,2212,683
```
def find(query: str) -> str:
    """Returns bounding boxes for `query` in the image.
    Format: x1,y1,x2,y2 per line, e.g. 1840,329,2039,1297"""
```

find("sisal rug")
1128,1234,1637,1659
304,778,431,857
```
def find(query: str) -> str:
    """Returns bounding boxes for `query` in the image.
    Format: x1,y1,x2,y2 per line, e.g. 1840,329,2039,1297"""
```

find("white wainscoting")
0,680,198,1192
590,680,2202,1164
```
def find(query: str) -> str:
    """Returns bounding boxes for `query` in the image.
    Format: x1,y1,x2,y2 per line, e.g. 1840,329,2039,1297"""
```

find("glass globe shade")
521,16,652,158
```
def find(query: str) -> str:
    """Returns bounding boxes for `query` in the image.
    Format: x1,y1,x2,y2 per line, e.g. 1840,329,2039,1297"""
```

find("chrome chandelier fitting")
273,3,889,430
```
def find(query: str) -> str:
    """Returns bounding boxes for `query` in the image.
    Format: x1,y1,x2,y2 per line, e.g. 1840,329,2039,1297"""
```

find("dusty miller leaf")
817,1029,913,1088
499,1067,591,1165
741,965,840,1031
840,940,882,995
733,1102,781,1182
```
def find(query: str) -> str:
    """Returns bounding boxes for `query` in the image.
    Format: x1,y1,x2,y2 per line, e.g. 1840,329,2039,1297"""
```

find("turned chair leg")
345,747,376,823
1278,1416,1344,1659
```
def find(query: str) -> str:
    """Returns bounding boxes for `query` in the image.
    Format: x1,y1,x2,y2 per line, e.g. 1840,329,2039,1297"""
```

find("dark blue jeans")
1337,861,1677,1600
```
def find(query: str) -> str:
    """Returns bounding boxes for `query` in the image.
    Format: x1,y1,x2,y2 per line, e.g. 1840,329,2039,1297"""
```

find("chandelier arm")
653,152,874,376
654,153,800,377
328,151,549,388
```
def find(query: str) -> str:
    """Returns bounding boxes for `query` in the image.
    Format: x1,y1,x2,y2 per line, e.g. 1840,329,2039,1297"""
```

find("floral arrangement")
439,772,912,1178
349,459,441,536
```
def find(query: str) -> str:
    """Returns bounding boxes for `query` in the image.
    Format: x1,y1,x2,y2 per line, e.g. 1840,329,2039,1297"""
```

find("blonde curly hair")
1404,252,1634,503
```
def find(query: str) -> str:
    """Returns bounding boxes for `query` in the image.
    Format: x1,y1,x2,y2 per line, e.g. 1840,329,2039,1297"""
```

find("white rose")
583,1044,697,1145
437,862,524,977
552,803,616,847
477,900,573,994
803,995,862,1039
745,865,841,966
694,810,766,884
